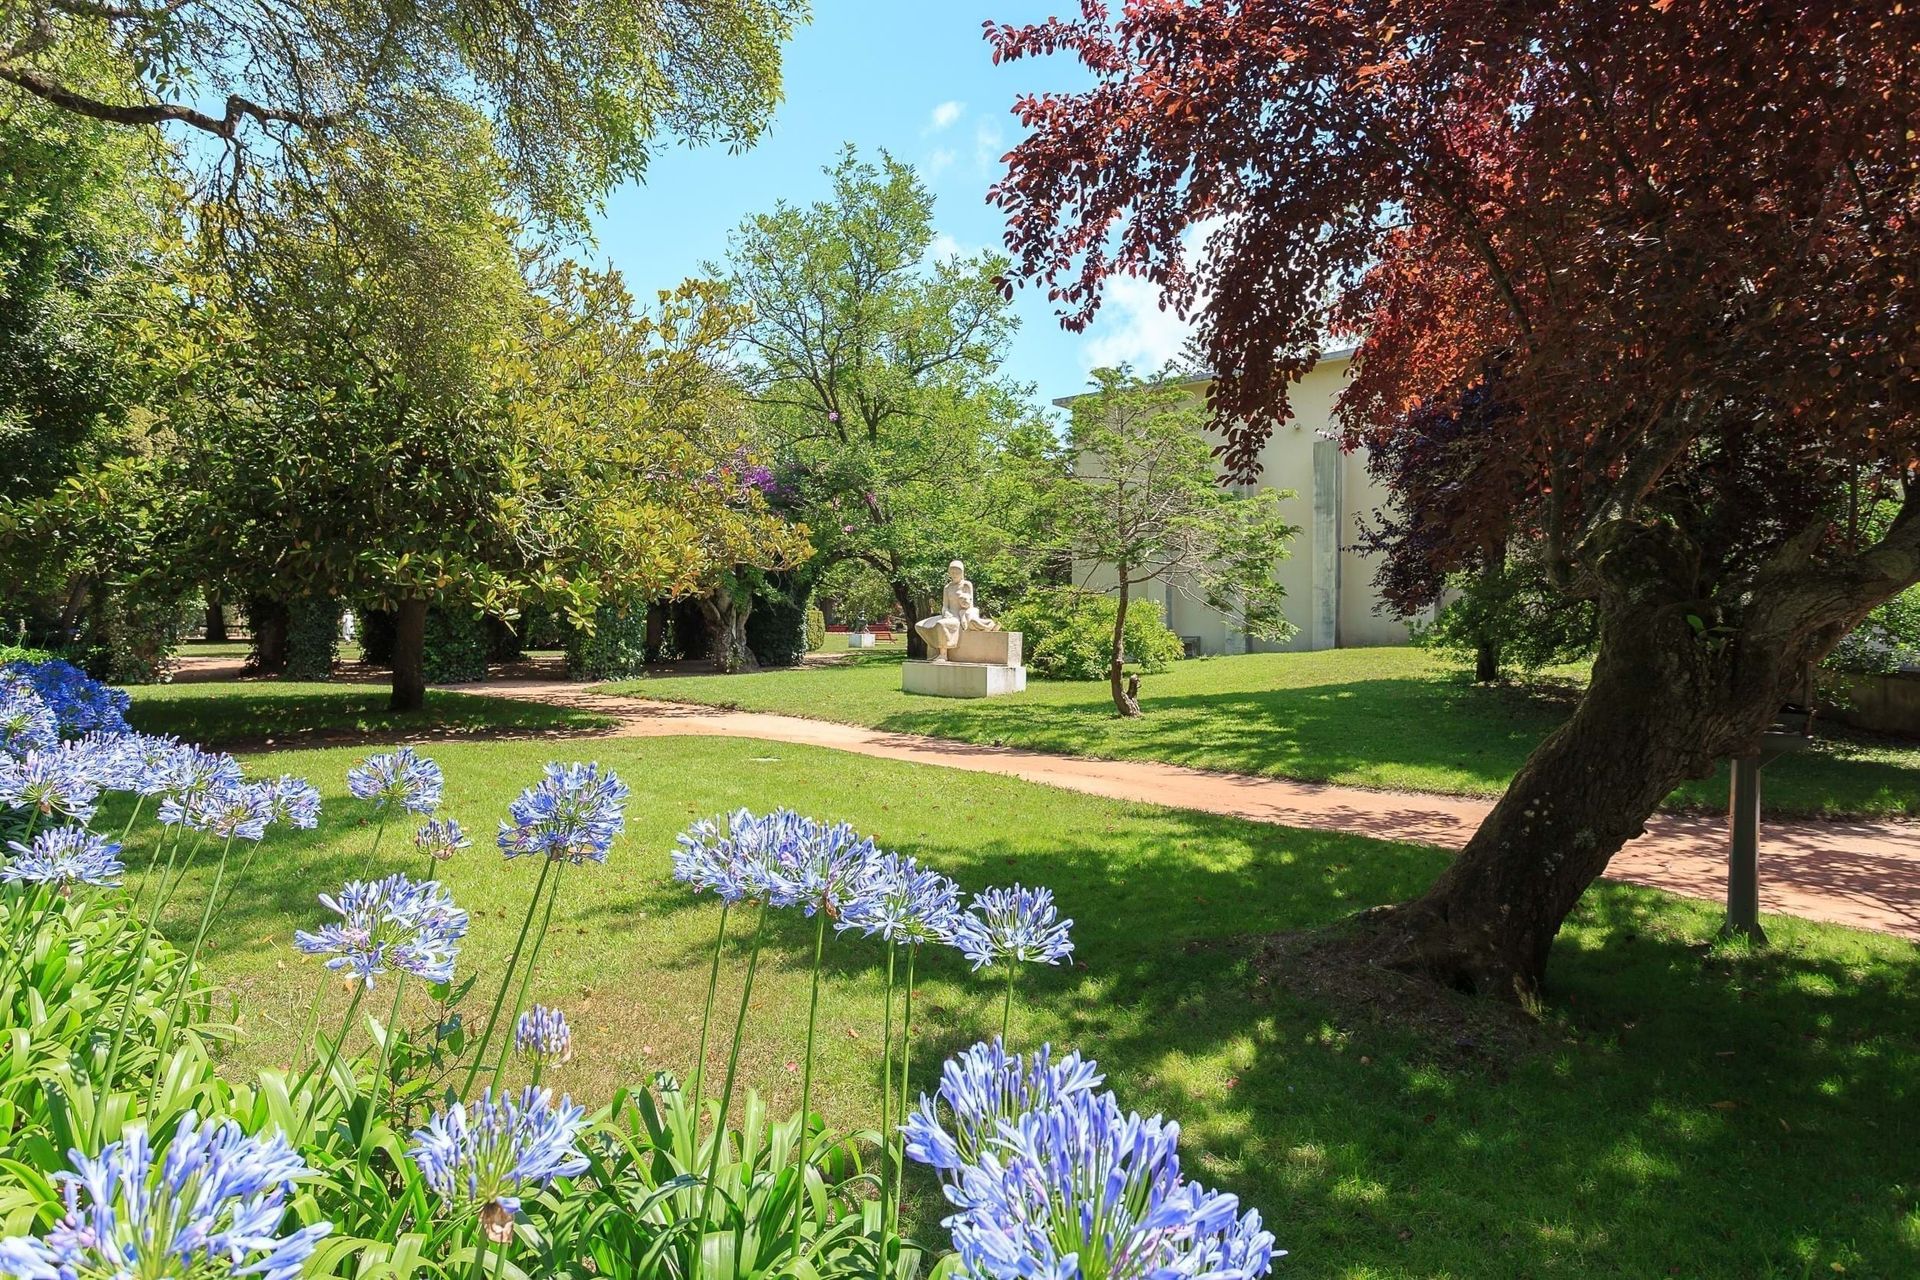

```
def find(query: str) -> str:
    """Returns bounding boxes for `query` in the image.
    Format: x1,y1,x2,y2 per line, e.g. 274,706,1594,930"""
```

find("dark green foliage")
1418,555,1598,680
566,598,651,680
422,607,489,682
356,608,396,666
80,585,192,684
746,573,809,668
486,615,525,663
283,597,341,681
805,604,826,652
1002,588,1185,681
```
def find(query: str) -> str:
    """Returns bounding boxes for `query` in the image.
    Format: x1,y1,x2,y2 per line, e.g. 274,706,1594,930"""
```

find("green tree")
720,147,1034,655
0,0,804,229
1058,368,1300,717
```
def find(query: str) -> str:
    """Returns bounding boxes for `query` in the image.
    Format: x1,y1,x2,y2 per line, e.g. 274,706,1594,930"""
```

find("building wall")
1064,354,1421,655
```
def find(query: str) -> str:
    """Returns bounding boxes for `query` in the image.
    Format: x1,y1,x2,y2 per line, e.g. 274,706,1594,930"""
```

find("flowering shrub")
0,662,1280,1279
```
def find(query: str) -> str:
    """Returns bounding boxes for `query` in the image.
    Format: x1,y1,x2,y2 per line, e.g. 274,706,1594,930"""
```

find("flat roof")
1050,343,1357,408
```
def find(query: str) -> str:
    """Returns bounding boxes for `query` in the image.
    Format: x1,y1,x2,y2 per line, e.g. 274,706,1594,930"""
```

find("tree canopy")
988,0,1920,996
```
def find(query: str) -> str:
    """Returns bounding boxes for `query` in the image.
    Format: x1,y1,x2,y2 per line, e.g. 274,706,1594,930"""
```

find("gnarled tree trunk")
894,581,928,660
1109,571,1141,717
697,581,758,674
389,597,429,712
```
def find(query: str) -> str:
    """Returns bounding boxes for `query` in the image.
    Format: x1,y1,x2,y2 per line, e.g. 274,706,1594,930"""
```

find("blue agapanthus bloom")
414,817,471,862
409,1086,588,1242
292,874,469,989
946,1088,1277,1280
904,1038,1105,1176
0,676,56,757
154,748,246,825
514,1005,573,1065
1,659,131,737
671,808,810,904
69,730,138,792
2,826,125,893
0,747,100,823
266,775,322,830
346,746,443,816
187,781,277,842
0,1111,331,1280
765,816,879,917
839,852,961,946
952,884,1075,971
496,762,628,865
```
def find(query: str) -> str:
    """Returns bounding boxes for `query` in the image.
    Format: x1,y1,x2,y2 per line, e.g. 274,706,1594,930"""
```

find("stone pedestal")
846,631,876,649
903,629,1026,698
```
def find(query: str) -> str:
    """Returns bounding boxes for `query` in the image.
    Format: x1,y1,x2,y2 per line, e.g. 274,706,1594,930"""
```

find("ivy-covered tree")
990,0,1920,997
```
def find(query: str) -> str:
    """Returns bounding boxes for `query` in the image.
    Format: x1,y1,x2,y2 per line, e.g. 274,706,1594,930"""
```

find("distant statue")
915,560,999,661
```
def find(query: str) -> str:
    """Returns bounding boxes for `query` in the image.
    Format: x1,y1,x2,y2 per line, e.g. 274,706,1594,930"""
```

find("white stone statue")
915,560,999,662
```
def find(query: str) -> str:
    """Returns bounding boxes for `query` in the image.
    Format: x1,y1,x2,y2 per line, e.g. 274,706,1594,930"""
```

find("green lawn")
126,680,614,747
607,647,1920,820
111,733,1920,1278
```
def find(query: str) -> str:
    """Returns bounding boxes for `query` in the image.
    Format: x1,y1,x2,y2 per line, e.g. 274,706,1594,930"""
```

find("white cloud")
973,119,1006,175
924,146,957,178
1079,219,1223,374
926,100,966,132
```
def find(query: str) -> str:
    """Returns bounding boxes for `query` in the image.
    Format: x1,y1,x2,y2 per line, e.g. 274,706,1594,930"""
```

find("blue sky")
589,1,1195,412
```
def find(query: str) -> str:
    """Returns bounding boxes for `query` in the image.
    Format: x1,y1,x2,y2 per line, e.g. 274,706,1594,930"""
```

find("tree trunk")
1474,637,1501,684
249,598,288,674
1356,595,1785,1001
205,594,229,644
389,597,429,712
1109,573,1141,716
895,581,928,659
697,582,758,674
644,600,666,664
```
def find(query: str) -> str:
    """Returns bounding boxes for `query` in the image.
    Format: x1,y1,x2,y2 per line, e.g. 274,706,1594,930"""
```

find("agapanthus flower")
266,775,322,829
839,852,961,945
69,730,138,791
1,659,130,738
671,808,808,904
765,816,879,917
187,781,277,842
292,874,468,989
123,733,185,796
409,1086,588,1242
414,817,470,861
0,747,100,823
0,1111,331,1280
951,884,1075,971
154,748,246,825
513,1005,573,1065
945,1089,1277,1280
495,762,628,865
0,677,56,757
2,825,125,894
904,1039,1105,1176
346,746,443,816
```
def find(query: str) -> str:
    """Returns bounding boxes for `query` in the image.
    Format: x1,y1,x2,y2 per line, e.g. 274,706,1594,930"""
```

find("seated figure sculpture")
915,560,999,662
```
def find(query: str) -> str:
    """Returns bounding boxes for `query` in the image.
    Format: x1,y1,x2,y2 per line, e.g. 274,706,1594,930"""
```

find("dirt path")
458,677,1920,941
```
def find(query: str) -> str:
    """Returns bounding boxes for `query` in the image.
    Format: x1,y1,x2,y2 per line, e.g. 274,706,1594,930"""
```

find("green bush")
79,584,193,684
356,608,395,665
1001,588,1185,681
423,607,489,682
284,597,340,681
805,604,827,652
566,598,650,680
746,573,810,668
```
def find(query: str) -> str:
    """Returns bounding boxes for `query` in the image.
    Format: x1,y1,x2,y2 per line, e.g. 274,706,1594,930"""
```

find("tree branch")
0,64,328,137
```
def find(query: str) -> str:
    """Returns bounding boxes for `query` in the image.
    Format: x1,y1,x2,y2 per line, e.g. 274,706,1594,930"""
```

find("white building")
1056,347,1421,655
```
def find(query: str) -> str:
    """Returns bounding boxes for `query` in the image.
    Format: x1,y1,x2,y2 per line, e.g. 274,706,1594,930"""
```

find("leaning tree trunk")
389,597,429,712
248,597,289,674
1357,593,1796,1001
894,581,928,659
697,582,758,674
1109,574,1141,717
205,594,229,644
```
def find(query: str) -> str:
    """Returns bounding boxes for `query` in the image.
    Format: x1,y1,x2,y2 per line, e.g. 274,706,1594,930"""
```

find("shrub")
1001,588,1185,680
356,607,396,665
78,584,192,685
805,604,827,652
565,598,650,680
285,596,341,680
422,607,489,682
746,573,810,668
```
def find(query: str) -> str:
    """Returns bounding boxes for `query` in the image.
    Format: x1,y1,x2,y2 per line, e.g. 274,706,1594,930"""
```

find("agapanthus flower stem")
358,811,391,879
792,907,830,1261
295,972,327,1073
689,900,730,1118
302,982,367,1134
490,859,567,1090
894,943,918,1241
148,831,240,1106
694,900,769,1280
879,942,897,1243
116,794,145,845
462,856,555,1100
91,826,196,1142
1001,963,1018,1045
354,973,409,1197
